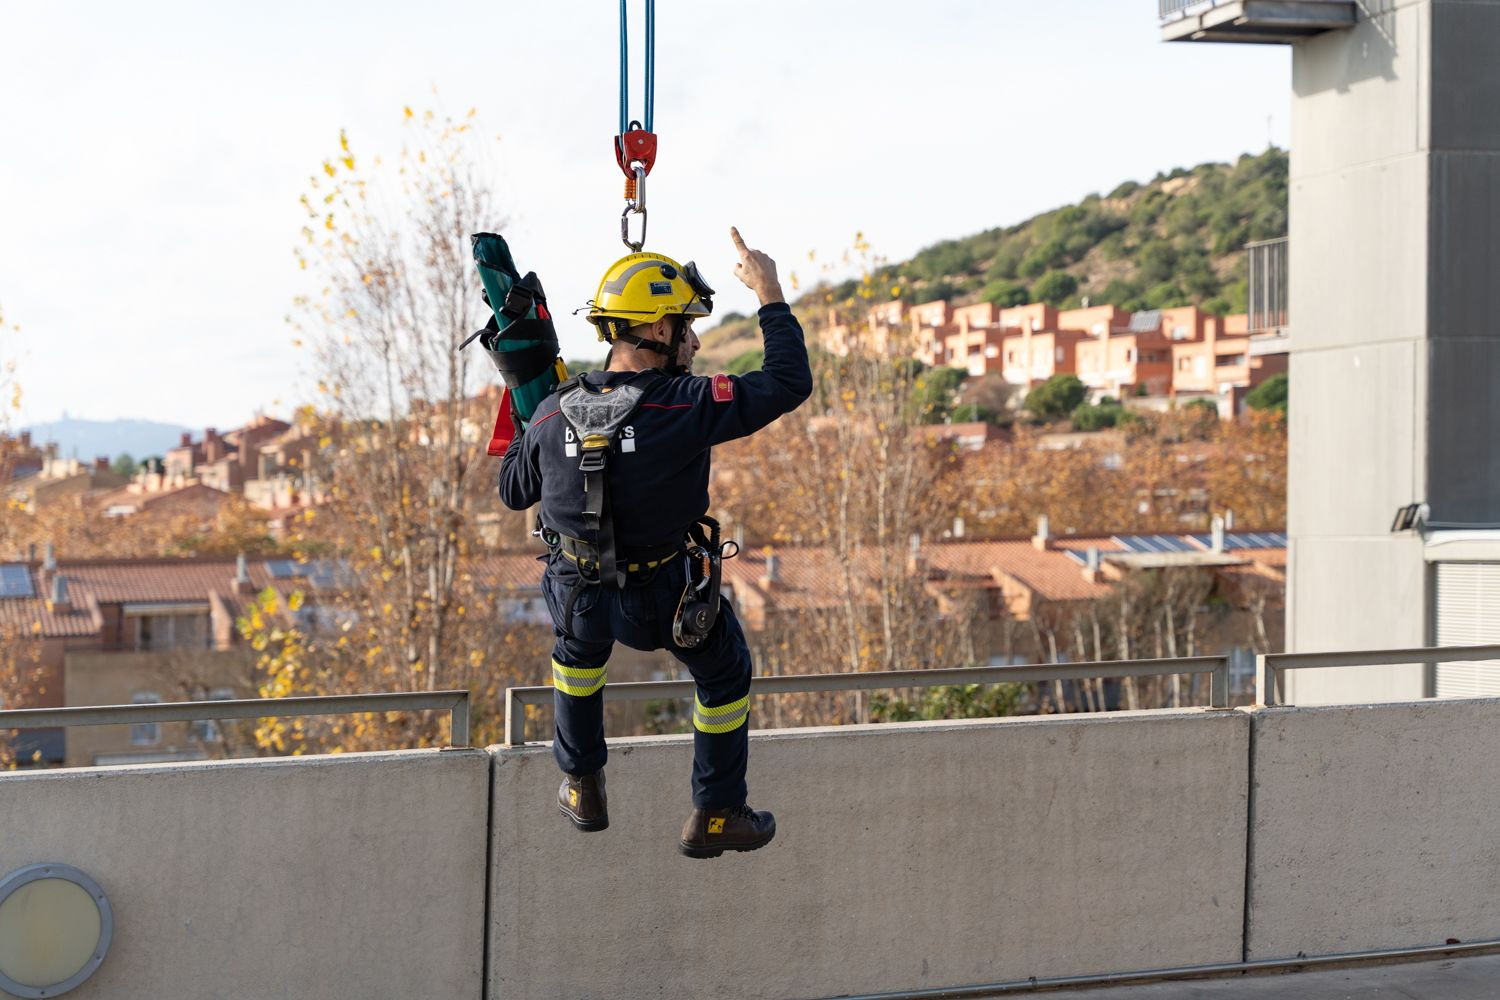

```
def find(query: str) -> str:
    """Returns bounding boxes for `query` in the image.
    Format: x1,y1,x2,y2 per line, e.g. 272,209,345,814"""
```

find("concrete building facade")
1166,2,1500,701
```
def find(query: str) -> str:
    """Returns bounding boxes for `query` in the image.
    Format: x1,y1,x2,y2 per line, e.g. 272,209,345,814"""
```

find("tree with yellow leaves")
241,107,547,753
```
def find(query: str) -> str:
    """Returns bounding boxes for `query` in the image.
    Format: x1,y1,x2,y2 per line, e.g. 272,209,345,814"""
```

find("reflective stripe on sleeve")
552,659,607,697
693,694,750,734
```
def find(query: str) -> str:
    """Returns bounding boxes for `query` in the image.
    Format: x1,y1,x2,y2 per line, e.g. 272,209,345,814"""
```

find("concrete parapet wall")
487,710,1249,1000
1247,699,1500,959
0,749,490,999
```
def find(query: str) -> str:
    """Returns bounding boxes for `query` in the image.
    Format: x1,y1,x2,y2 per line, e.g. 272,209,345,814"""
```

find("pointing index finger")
729,226,749,255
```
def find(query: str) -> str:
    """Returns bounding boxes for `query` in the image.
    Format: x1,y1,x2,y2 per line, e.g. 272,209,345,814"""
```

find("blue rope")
644,0,655,133
619,0,655,135
619,0,629,135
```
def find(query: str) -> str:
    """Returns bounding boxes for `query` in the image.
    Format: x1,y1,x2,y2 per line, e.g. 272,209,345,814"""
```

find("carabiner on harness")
621,163,647,251
672,518,735,649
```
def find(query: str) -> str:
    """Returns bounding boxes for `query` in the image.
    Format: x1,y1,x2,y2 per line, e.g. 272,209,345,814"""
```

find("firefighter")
498,227,812,858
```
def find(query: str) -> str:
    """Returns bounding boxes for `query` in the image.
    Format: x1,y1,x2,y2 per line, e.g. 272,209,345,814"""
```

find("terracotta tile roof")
0,557,313,638
722,547,859,614
470,552,548,594
44,558,282,604
90,482,228,513
0,587,100,638
927,538,1120,602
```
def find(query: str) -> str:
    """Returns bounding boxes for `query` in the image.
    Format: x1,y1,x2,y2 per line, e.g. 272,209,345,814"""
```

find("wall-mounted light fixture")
0,864,112,998
1390,502,1428,533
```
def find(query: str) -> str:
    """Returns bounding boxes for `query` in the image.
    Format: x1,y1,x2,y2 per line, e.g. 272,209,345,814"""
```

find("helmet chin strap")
616,316,690,375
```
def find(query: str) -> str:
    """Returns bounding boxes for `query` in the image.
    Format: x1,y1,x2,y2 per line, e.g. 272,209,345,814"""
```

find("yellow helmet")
584,252,714,343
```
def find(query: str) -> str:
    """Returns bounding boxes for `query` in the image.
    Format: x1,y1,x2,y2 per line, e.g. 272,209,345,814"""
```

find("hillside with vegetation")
698,147,1287,371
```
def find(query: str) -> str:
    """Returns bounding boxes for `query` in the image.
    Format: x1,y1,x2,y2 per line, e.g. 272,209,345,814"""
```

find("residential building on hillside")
1171,311,1288,413
1074,313,1175,398
6,455,128,511
3,430,48,481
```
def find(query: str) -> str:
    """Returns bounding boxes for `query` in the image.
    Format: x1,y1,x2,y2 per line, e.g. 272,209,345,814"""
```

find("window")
133,612,210,651
1178,356,1192,371
1216,354,1246,368
1055,347,1065,363
131,692,162,746
192,688,236,743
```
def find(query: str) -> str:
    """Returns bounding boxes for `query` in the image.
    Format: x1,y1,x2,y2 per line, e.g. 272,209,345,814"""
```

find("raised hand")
730,227,785,306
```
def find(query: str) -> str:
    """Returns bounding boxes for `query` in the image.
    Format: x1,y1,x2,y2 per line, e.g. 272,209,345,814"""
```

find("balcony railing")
1161,0,1357,42
1160,0,1208,18
504,656,1234,745
1256,644,1500,706
1247,236,1288,335
0,690,472,749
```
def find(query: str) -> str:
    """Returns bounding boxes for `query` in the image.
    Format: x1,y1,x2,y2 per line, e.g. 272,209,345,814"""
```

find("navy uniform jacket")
498,302,813,551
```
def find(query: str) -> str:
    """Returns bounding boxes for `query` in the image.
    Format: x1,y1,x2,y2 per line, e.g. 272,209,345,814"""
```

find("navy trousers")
541,552,753,809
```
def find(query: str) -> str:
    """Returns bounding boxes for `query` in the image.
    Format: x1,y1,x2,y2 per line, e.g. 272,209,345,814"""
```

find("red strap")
486,387,516,457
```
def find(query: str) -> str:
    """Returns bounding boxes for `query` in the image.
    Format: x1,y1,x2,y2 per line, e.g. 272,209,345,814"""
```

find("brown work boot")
678,802,775,859
558,770,608,832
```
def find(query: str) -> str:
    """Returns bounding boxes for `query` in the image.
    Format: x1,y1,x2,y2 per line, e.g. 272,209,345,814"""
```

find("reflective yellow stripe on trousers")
552,659,607,697
694,694,750,734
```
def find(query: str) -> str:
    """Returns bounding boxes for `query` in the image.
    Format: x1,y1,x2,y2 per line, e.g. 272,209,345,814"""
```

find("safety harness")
539,372,737,646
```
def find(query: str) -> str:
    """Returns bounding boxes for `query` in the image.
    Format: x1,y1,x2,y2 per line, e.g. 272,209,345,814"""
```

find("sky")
0,1,1290,430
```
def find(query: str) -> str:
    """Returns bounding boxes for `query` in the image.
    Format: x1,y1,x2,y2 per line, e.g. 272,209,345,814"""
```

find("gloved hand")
730,227,785,307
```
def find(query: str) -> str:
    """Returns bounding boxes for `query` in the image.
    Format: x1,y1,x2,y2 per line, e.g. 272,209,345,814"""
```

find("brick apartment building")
819,294,1288,413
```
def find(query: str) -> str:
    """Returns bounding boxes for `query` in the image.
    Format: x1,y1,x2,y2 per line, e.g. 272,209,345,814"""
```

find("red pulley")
614,129,657,178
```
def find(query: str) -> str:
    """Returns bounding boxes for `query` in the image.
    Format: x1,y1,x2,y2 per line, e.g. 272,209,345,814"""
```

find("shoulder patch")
711,374,734,403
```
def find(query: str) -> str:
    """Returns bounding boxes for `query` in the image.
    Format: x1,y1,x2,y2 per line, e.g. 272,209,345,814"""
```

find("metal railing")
503,656,1232,745
1161,0,1349,17
1256,645,1500,706
1247,236,1289,335
0,691,472,749
1160,0,1210,18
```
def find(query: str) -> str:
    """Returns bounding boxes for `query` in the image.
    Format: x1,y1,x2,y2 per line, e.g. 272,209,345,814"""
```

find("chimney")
94,456,110,472
27,543,36,563
952,516,965,539
43,542,57,571
19,431,29,447
1032,515,1053,551
234,553,255,595
759,550,779,590
180,432,193,447
47,574,71,614
1211,515,1226,553
1082,546,1103,583
907,533,926,575
1224,509,1235,532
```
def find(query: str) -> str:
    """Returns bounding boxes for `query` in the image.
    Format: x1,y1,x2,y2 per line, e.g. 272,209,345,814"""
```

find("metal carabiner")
620,204,647,252
620,167,648,251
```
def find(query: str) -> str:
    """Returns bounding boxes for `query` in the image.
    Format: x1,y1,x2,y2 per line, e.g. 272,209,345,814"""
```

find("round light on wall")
0,864,112,998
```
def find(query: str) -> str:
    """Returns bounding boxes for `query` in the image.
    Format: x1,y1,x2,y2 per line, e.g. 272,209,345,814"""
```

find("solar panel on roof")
1114,535,1198,554
265,559,300,579
1128,311,1162,333
0,564,34,598
1186,532,1287,551
305,560,354,590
